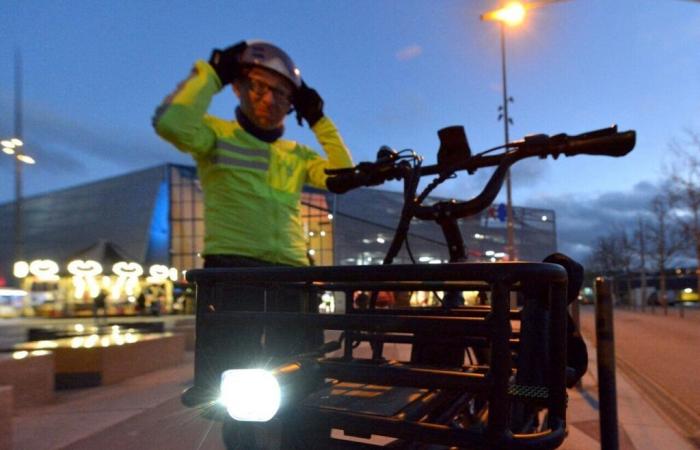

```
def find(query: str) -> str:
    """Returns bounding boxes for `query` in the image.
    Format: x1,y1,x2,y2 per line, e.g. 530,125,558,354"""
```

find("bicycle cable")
472,143,511,158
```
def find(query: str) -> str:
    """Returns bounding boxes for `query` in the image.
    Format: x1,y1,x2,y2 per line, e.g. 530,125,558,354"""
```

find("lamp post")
3,49,35,285
2,139,35,280
481,1,526,261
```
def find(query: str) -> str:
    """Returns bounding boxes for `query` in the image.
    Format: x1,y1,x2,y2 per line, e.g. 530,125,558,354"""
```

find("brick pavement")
3,317,696,449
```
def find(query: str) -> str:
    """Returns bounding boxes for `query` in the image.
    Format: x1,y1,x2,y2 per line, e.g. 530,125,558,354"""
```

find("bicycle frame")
182,124,635,449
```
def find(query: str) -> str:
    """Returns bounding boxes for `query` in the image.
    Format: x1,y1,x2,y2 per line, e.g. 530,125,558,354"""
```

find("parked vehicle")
0,287,26,318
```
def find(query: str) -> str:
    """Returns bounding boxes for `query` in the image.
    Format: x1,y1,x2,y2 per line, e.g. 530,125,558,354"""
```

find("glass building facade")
169,166,204,271
0,163,557,284
327,188,557,266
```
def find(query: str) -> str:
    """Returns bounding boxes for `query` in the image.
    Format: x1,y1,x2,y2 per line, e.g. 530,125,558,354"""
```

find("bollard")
662,293,668,316
569,299,582,389
0,385,12,450
595,277,619,450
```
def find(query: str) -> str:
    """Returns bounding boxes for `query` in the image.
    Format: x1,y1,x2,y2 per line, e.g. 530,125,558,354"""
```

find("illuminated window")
169,167,204,271
301,193,334,266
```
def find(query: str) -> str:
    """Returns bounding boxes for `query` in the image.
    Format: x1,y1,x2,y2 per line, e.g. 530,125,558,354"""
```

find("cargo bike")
181,125,635,449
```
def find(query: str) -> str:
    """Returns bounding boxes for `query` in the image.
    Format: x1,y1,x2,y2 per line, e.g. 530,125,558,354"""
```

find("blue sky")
1,0,699,261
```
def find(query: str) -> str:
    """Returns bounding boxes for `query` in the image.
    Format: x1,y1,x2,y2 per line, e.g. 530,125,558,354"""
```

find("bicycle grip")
562,130,636,158
326,170,371,194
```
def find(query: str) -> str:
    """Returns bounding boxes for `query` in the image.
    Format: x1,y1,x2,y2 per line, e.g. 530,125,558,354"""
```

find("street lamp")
2,139,34,164
481,1,527,261
482,1,526,25
4,49,36,285
2,138,35,284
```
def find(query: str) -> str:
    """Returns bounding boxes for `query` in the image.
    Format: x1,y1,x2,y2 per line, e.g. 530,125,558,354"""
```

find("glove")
293,81,324,127
208,41,248,86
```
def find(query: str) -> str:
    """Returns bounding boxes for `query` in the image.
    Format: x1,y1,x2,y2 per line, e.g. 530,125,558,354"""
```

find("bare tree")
588,231,628,304
667,131,700,313
620,228,638,308
634,217,648,311
646,193,684,315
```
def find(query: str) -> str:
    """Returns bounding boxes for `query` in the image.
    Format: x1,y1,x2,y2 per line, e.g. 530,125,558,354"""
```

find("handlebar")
326,125,635,190
326,146,412,194
414,126,635,222
325,124,635,265
428,126,634,176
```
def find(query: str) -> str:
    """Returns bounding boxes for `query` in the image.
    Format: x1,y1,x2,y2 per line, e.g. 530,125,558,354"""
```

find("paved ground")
579,306,700,447
565,336,694,450
12,352,225,450
3,311,699,449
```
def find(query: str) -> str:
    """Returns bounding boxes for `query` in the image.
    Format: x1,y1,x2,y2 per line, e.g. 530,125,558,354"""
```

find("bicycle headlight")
219,369,281,422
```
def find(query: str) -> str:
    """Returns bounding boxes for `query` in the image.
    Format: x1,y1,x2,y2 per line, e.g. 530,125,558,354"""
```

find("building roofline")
0,162,554,216
0,163,182,207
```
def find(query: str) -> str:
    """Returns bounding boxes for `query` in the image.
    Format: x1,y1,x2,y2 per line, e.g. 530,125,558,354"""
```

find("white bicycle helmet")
239,40,302,89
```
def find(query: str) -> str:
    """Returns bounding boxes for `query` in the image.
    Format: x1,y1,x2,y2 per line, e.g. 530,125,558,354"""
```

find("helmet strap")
235,107,284,143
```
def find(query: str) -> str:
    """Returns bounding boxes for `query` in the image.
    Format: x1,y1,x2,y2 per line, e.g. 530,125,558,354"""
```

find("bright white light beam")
219,369,282,422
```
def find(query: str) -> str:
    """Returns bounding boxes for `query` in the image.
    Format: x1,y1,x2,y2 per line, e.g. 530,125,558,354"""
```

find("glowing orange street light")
482,1,527,26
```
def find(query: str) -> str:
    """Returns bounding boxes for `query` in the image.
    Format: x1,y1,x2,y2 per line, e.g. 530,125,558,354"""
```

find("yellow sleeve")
152,60,222,157
305,116,354,189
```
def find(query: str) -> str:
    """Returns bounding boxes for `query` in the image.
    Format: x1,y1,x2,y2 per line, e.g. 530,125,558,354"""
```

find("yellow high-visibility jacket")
153,60,353,266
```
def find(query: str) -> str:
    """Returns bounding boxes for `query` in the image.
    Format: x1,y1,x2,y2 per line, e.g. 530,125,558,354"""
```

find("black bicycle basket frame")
182,125,635,449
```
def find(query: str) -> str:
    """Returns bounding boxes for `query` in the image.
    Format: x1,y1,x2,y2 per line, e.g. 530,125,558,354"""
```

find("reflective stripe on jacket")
153,60,353,266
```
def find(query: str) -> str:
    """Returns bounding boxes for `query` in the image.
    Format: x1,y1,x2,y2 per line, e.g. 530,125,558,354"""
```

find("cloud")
0,95,184,166
395,45,423,61
524,180,661,262
510,158,551,186
0,96,190,202
25,108,175,166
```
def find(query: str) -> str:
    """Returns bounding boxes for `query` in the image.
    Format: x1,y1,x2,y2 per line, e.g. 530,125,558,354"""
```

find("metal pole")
500,24,516,261
13,49,24,277
595,277,619,450
639,217,646,312
680,296,685,318
570,297,582,389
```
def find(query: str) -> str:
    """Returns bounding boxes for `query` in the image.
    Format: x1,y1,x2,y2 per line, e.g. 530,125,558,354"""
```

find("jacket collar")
235,107,283,143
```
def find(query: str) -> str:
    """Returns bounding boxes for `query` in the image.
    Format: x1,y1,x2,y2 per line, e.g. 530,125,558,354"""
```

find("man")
92,289,108,324
153,40,353,365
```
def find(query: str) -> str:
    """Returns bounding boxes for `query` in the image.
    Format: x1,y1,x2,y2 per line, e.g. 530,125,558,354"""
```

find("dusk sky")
1,0,699,262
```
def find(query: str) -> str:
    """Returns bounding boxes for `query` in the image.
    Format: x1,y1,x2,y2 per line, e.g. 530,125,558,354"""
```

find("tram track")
615,351,700,448
578,307,700,448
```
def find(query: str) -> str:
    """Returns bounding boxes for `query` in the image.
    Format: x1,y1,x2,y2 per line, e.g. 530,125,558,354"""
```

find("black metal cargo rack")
184,262,569,449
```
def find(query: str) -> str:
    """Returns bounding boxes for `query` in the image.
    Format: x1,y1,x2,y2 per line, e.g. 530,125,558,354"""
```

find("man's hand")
208,41,248,86
293,81,324,127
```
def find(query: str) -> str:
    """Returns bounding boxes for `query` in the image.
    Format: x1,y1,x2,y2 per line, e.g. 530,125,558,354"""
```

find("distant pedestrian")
150,296,163,316
136,292,147,315
394,291,412,308
354,291,370,310
93,289,108,323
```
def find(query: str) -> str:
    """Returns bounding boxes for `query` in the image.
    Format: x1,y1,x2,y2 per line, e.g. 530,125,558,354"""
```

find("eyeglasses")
243,77,292,105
